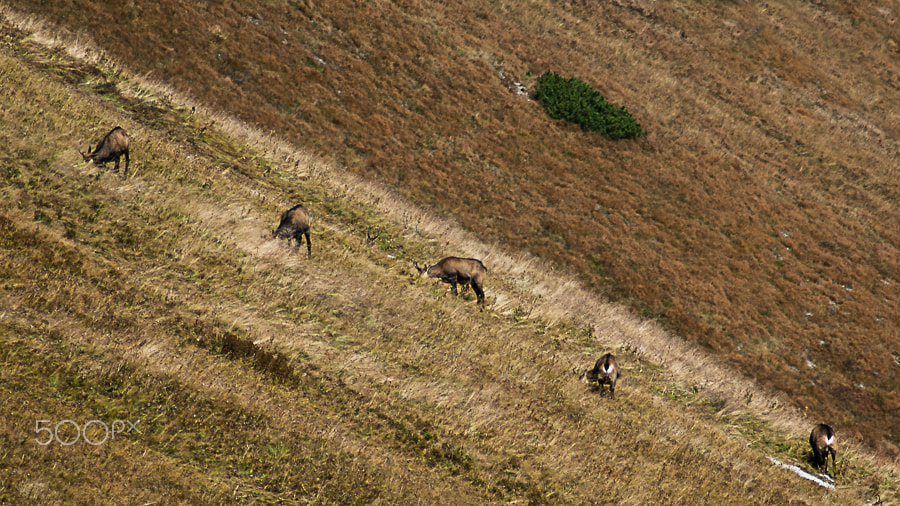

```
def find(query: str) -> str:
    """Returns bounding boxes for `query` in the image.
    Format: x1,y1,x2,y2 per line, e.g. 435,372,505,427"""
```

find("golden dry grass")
5,0,899,458
1,2,899,504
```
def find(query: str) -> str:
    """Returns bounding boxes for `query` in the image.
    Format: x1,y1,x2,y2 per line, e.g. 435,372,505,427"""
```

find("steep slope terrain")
6,0,898,453
1,3,899,504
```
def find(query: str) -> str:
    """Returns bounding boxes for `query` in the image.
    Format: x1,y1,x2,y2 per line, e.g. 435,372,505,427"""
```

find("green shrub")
534,71,646,139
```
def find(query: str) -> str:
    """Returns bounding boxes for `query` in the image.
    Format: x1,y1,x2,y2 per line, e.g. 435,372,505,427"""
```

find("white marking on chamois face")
603,363,612,374
825,435,835,446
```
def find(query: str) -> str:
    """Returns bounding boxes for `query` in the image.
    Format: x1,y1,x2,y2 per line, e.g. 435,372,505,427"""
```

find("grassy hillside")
5,0,898,455
0,3,899,505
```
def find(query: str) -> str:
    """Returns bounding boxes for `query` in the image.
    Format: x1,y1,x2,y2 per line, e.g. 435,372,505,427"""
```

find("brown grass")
1,1,899,504
6,0,899,457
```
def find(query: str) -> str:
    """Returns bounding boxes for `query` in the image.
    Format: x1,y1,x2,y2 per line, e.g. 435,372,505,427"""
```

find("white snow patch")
768,457,834,490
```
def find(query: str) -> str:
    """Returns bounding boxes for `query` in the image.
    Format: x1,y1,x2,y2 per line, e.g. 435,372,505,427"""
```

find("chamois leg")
448,275,458,296
303,231,311,257
471,281,485,311
298,232,306,255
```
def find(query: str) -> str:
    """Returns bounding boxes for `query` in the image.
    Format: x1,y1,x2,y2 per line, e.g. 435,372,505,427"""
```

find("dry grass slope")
4,0,898,456
0,4,898,505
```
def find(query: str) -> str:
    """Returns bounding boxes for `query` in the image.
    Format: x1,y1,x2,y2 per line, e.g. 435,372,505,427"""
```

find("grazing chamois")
273,204,311,256
809,423,837,477
80,126,130,176
581,353,620,398
415,257,487,310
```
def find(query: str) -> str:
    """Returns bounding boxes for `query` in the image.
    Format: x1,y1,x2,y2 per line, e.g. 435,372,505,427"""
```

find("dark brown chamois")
273,204,311,256
415,257,487,310
809,423,837,477
581,353,620,398
80,126,130,176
